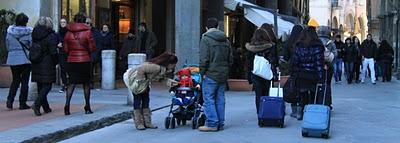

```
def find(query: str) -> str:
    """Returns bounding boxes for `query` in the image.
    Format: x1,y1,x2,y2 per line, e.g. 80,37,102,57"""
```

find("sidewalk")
0,81,172,143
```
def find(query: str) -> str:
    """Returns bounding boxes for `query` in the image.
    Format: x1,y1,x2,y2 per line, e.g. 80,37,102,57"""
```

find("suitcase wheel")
321,133,329,139
301,131,308,137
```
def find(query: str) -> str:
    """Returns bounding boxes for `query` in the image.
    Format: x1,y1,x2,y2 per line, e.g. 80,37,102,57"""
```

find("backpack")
28,41,45,63
16,37,47,64
323,40,335,63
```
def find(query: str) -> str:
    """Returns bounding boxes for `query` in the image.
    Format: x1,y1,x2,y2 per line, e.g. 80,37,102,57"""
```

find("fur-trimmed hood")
245,43,275,53
7,25,33,38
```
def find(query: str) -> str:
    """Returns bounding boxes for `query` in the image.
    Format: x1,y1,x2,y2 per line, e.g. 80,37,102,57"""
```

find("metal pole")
396,12,399,73
274,9,279,37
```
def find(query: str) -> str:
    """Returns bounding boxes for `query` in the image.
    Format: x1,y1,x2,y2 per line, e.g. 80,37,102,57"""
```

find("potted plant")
0,9,16,88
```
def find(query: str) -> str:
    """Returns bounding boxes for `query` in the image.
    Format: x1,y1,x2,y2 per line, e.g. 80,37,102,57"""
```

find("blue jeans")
202,77,226,128
333,58,343,82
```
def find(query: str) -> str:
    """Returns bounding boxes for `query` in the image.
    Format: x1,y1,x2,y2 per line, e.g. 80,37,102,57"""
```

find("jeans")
202,77,226,128
133,88,150,109
345,62,354,83
381,62,392,82
333,58,343,82
7,64,31,105
35,82,52,109
361,58,376,83
252,74,271,114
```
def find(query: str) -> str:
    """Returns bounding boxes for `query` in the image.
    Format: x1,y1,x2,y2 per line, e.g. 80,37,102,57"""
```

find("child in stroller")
165,67,205,129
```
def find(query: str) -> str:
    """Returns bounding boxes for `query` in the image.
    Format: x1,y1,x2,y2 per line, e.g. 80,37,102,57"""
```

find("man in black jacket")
360,34,378,84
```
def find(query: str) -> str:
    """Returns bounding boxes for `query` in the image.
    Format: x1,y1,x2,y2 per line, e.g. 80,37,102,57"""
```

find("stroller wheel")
177,119,181,126
171,118,176,129
192,118,197,129
165,117,171,129
182,119,187,126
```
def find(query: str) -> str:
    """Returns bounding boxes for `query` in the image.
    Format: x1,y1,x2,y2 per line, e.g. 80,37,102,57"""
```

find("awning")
224,0,296,37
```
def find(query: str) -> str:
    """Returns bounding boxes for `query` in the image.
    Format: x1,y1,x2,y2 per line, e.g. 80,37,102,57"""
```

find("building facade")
330,0,368,40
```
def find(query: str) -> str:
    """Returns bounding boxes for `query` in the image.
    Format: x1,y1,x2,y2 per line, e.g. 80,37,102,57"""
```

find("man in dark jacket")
137,22,157,60
333,35,345,83
377,40,394,82
199,18,233,132
119,29,136,78
360,34,378,84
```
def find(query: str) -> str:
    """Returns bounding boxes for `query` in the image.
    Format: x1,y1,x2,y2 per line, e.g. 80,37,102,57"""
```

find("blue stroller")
164,66,206,129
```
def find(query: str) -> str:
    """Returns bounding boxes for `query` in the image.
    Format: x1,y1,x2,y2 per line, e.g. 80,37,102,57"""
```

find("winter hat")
308,18,319,28
177,68,191,77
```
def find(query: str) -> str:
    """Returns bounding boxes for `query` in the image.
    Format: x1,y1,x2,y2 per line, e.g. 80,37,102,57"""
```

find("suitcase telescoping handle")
313,71,328,105
270,72,281,97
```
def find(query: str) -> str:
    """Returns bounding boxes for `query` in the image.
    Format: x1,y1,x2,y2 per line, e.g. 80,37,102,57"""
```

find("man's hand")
57,43,62,48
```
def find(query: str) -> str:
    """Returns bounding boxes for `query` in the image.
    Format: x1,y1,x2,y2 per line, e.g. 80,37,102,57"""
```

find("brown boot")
133,110,146,130
142,108,158,129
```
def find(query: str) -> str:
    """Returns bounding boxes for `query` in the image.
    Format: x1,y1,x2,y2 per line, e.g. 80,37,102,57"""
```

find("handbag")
252,54,273,80
123,68,150,95
283,75,297,103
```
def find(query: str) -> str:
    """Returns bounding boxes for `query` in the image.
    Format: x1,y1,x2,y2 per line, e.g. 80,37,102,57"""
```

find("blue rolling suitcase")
301,82,331,139
258,74,285,128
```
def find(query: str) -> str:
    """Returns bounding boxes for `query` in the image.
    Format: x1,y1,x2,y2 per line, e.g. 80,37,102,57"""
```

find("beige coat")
134,62,167,81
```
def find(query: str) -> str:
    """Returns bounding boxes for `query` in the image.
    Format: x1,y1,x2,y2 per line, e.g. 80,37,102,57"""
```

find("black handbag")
283,75,297,103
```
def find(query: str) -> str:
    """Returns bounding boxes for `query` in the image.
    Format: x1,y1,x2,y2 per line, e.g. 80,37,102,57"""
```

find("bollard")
28,72,38,101
126,53,146,105
101,50,116,90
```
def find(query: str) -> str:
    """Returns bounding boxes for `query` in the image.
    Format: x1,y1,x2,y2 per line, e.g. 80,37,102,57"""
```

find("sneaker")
372,82,376,85
198,126,218,132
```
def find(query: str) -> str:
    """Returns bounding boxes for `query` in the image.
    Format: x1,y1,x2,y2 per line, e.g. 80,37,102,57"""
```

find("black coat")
31,26,58,83
119,37,136,59
334,41,345,59
360,40,378,59
343,44,358,62
378,43,394,63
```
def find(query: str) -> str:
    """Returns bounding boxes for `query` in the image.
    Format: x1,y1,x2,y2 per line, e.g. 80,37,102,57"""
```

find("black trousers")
354,62,361,81
7,64,31,105
381,62,392,82
59,54,68,85
252,74,271,114
34,82,52,109
133,88,150,110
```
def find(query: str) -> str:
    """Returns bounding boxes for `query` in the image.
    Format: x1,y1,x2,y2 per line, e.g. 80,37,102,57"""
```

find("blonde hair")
35,17,53,29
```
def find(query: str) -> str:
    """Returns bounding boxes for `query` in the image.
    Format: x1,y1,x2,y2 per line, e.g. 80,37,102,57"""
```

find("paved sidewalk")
0,82,171,143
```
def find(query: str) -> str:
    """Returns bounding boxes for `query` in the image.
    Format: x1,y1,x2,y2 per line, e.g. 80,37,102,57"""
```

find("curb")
21,105,170,143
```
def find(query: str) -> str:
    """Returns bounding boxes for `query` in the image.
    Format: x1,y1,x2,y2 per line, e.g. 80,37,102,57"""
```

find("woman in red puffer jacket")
63,12,96,116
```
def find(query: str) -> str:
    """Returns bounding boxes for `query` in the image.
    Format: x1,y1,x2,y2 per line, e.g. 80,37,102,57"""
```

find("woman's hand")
57,43,62,48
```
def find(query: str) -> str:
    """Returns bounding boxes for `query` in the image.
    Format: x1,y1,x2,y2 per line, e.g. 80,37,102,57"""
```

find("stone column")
175,0,201,68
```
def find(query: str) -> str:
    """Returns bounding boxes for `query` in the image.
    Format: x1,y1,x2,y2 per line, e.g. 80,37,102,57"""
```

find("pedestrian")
57,17,68,93
124,52,178,130
246,27,278,117
85,18,101,89
352,36,362,83
360,34,378,84
377,40,394,82
63,12,97,115
98,24,115,65
5,13,32,110
30,17,59,116
344,38,358,84
333,35,345,83
119,29,136,78
283,25,304,118
292,27,325,120
136,22,158,60
317,26,337,110
198,18,233,132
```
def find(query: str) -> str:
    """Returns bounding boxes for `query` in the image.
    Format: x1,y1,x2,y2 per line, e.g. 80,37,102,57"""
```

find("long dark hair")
148,52,178,67
379,40,391,50
352,36,361,47
250,28,271,45
295,27,321,47
285,25,303,49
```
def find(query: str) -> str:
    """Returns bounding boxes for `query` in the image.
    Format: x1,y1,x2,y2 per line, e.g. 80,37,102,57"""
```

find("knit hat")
308,18,319,28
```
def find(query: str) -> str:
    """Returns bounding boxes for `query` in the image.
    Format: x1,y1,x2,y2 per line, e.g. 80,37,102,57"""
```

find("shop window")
61,0,91,21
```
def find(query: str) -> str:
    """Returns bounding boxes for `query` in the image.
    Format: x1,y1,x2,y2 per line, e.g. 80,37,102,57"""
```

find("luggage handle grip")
270,72,281,97
313,71,328,105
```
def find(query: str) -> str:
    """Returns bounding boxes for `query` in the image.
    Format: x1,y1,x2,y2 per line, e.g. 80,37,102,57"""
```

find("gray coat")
6,25,32,66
